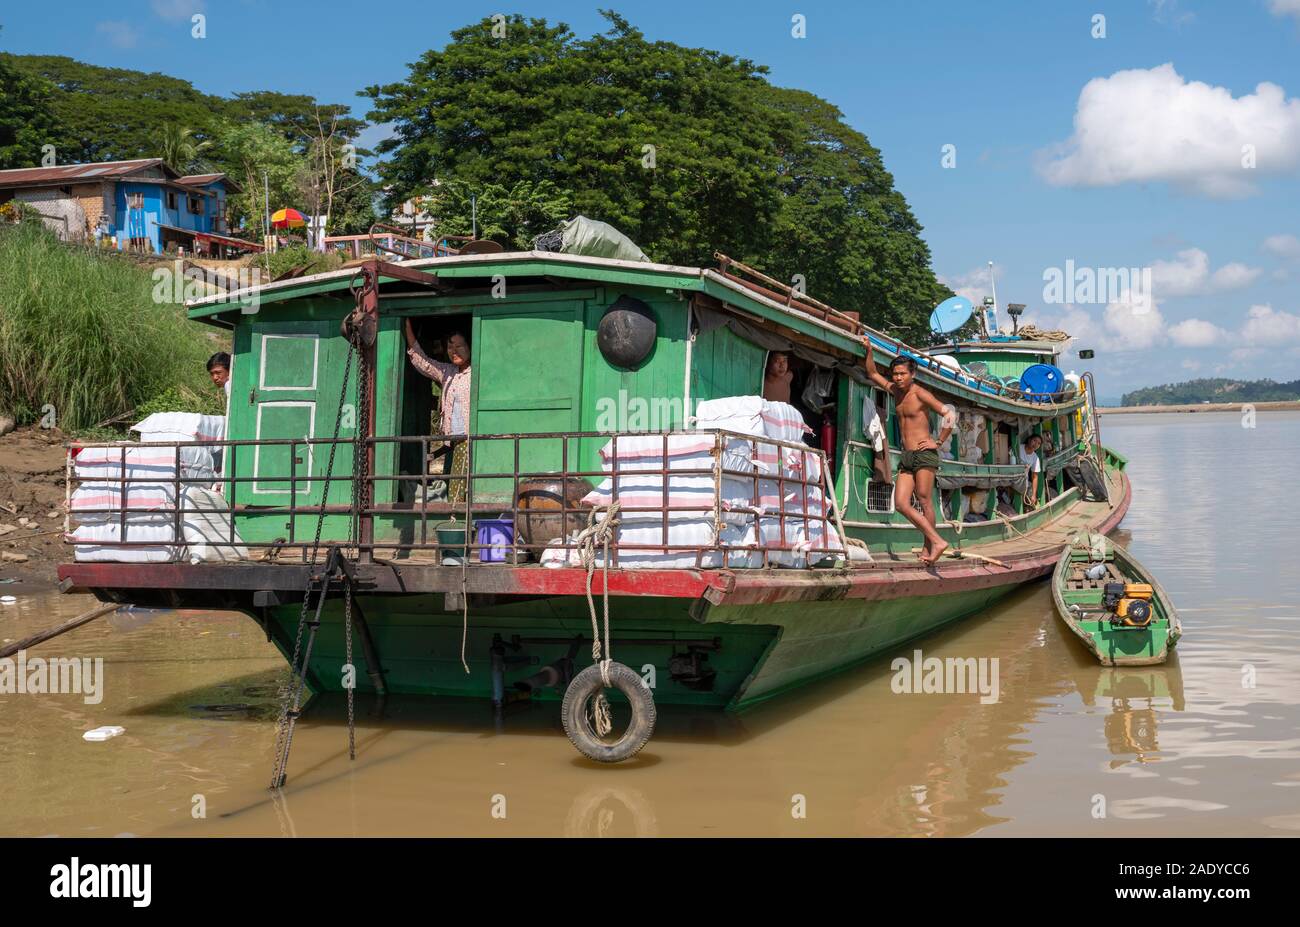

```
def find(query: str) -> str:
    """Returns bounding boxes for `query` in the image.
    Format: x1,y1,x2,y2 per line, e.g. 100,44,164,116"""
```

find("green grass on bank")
0,220,227,433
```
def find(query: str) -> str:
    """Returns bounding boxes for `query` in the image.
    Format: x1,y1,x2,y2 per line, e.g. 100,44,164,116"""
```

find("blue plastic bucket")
475,518,514,563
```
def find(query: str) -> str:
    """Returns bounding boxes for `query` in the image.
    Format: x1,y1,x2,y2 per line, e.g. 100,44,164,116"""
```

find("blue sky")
4,0,1299,396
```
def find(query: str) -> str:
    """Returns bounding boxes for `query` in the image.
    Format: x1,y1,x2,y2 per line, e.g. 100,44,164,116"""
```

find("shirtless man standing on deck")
862,337,954,564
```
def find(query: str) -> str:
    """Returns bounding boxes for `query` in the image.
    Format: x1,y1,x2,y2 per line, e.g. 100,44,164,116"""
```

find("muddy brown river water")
2,412,1297,836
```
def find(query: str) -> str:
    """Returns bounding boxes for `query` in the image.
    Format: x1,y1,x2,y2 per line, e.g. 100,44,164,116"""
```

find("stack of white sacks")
542,397,843,569
68,412,247,563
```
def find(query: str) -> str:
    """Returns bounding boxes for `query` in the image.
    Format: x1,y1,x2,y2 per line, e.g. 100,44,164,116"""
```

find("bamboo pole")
0,603,119,659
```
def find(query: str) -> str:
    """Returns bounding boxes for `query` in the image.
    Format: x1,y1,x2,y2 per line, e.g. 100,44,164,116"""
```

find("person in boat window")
862,341,953,565
1020,434,1043,509
763,351,793,404
404,320,472,505
207,352,232,401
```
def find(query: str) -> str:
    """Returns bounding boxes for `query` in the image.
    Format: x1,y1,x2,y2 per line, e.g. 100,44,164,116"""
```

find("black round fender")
561,662,656,763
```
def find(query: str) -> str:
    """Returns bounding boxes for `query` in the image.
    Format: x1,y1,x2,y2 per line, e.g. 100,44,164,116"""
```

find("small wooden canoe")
1053,534,1182,666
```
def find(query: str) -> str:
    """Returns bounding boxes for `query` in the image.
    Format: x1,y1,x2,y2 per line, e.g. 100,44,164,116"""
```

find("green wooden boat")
58,245,1136,764
1052,534,1181,666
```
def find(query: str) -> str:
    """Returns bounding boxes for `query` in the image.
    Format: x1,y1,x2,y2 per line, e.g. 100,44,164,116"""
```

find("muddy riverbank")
0,426,72,591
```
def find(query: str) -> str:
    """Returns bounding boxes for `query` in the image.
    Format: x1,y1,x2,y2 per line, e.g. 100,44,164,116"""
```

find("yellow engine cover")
1123,583,1154,600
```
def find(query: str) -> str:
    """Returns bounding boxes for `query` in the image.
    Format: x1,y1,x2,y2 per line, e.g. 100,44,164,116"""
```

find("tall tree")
3,54,367,169
214,120,303,237
2,54,219,163
362,12,781,265
362,12,949,336
153,123,212,173
757,86,952,343
0,51,65,169
227,91,366,151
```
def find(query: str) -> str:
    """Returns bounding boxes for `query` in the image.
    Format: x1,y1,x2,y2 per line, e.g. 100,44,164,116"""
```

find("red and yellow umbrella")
271,208,306,229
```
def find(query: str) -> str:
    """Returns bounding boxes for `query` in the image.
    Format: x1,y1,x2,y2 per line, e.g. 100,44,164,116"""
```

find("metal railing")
64,430,849,568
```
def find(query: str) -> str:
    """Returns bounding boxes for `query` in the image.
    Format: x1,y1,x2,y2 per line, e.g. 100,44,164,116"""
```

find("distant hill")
1121,378,1300,406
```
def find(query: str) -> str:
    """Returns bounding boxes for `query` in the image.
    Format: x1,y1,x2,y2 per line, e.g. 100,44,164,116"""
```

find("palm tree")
154,124,212,173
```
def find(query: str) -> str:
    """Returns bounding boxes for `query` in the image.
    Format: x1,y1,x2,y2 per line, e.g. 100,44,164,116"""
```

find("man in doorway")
207,352,232,401
862,339,954,565
763,351,793,404
404,320,472,504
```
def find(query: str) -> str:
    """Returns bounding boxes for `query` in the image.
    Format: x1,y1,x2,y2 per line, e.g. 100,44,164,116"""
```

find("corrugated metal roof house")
0,158,256,255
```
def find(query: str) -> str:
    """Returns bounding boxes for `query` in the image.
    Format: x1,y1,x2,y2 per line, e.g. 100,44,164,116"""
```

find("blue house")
0,158,259,256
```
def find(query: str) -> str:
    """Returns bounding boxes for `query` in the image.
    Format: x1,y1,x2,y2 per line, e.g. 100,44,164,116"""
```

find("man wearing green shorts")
863,341,955,564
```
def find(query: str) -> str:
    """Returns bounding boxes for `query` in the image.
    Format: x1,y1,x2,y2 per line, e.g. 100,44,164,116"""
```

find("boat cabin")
161,250,1091,564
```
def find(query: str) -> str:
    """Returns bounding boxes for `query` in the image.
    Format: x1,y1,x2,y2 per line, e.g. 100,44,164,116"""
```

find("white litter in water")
1,595,16,604
83,726,125,742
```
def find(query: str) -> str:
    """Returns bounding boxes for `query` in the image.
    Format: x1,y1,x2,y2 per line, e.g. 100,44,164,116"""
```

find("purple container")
475,518,514,563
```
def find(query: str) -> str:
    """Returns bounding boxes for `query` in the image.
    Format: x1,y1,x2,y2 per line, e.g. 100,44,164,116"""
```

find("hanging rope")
575,502,621,737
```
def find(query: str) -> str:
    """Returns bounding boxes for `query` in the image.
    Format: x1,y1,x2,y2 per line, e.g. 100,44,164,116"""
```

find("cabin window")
866,480,894,514
166,191,177,210
187,195,204,215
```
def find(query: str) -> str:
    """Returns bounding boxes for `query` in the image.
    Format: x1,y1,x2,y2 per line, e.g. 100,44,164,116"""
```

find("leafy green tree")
227,91,366,151
0,52,64,169
3,54,220,163
213,120,304,236
153,123,212,173
757,86,952,343
363,12,948,337
325,167,379,235
362,12,781,265
3,54,367,170
421,179,572,248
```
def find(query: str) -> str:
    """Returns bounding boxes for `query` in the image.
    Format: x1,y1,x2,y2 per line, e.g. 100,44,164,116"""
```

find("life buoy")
561,662,656,763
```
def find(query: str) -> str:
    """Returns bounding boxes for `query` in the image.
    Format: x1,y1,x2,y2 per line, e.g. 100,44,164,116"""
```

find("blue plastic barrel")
1019,364,1064,402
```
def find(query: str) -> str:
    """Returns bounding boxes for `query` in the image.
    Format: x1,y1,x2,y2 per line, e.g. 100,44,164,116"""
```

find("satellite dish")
930,296,974,335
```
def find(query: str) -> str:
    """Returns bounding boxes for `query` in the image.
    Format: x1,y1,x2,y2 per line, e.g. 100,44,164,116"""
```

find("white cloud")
1211,262,1261,290
1240,303,1300,345
1169,318,1229,347
1150,248,1209,296
95,21,139,49
151,0,205,22
1149,248,1259,297
1263,234,1300,261
1103,297,1166,349
1025,295,1166,353
1269,0,1300,22
937,263,1001,308
1149,0,1195,27
1037,64,1300,197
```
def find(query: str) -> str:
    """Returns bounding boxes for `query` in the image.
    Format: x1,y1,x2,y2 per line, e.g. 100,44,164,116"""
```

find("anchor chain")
270,343,357,789
271,308,372,787
344,312,373,760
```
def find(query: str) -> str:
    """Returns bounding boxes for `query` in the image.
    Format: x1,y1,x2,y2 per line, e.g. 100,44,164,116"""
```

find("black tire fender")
561,662,656,763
